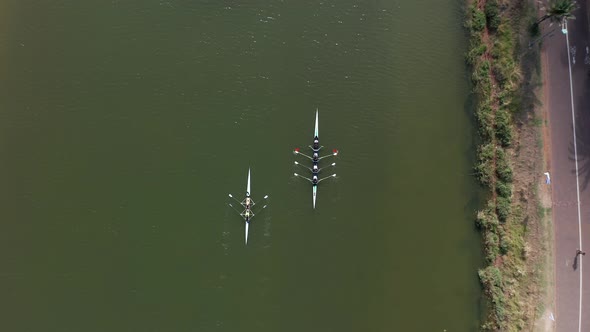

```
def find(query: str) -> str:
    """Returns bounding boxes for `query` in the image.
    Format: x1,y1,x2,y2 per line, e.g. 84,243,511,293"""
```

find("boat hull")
246,168,251,244
245,221,249,244
247,168,251,196
314,110,319,138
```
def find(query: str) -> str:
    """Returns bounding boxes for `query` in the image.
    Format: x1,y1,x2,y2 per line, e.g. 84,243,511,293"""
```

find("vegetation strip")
465,0,574,329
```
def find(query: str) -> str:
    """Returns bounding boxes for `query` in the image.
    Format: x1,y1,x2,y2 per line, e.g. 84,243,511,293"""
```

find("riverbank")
466,0,552,330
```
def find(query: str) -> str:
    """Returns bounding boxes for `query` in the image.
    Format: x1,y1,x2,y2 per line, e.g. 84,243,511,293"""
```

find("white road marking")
564,20,584,332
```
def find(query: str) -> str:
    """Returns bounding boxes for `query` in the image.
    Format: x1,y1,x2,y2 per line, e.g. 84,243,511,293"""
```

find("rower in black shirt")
312,137,320,151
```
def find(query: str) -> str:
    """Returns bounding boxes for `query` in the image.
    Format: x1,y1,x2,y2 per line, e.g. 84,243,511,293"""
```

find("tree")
537,0,578,25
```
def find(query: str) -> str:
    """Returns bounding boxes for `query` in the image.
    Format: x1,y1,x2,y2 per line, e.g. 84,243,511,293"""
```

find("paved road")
543,2,590,331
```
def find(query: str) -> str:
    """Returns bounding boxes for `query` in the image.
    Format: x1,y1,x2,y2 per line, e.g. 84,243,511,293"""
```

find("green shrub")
477,104,494,142
496,197,511,222
485,231,500,263
494,58,520,92
472,60,493,95
475,161,494,186
472,59,490,83
478,266,503,289
492,62,506,85
496,180,512,198
499,230,511,255
494,24,514,56
478,266,506,322
495,108,513,147
498,89,513,107
485,0,501,31
496,149,513,182
471,8,487,32
477,76,493,97
466,41,487,65
475,144,496,185
476,208,499,231
497,163,513,183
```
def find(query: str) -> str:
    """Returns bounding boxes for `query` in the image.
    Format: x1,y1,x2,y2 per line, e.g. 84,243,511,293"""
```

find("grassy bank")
466,0,550,330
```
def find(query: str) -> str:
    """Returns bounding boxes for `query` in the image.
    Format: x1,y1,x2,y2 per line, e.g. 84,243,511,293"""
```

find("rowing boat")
293,109,338,208
228,168,268,244
312,110,319,208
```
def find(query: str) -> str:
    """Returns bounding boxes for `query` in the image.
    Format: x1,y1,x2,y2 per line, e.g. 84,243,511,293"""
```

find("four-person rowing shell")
293,110,338,208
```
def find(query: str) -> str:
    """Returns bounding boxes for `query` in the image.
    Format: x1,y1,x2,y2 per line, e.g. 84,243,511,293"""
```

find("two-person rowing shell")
242,194,253,221
228,169,268,244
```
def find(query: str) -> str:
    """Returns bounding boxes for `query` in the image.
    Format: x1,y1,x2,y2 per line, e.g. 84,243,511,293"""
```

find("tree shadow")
514,19,544,127
570,74,590,190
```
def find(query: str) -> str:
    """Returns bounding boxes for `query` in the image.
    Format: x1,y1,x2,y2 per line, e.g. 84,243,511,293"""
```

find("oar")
294,161,312,172
293,149,313,160
251,195,269,207
319,150,339,160
228,203,242,215
318,174,337,183
294,173,313,183
252,204,268,216
228,194,242,205
320,163,336,171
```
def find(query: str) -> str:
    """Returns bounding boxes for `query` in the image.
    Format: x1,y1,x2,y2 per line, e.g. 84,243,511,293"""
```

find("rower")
313,137,320,150
313,164,319,174
312,175,318,185
312,152,319,163
245,197,252,209
244,209,251,221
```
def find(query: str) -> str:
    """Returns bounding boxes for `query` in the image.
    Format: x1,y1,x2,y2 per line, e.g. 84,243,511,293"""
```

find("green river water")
0,1,482,331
